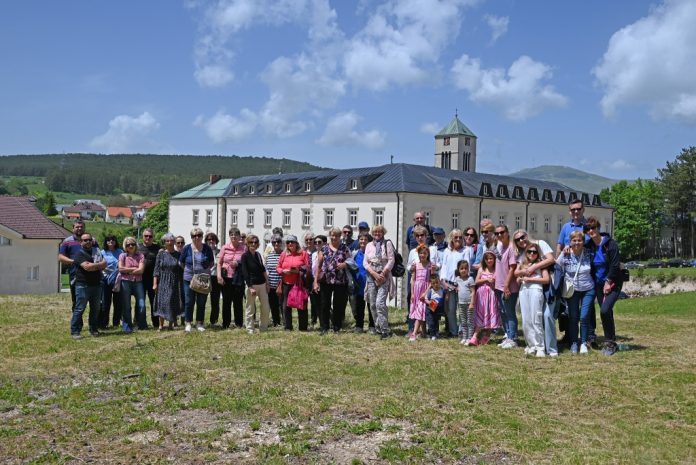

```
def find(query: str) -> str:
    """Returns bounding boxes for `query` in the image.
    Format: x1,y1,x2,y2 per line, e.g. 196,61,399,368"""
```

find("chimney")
209,174,222,184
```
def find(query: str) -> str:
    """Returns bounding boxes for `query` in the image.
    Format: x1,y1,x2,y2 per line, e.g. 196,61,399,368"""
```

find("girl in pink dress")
469,251,500,345
409,245,430,341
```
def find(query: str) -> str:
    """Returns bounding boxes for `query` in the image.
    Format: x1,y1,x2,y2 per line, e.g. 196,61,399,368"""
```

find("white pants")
519,286,545,351
366,280,390,334
245,284,271,331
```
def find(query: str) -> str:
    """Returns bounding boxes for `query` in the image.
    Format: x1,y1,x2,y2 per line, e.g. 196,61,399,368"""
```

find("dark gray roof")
216,163,607,208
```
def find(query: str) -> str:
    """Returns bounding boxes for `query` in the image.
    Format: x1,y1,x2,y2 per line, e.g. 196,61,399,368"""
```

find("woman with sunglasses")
152,233,183,331
557,230,595,354
310,235,326,328
515,244,550,357
364,224,396,339
179,227,214,333
583,217,623,356
205,232,222,327
302,232,318,327
264,235,284,326
277,235,311,331
314,227,351,334
118,236,146,333
100,234,123,328
240,234,271,333
472,222,498,276
217,227,247,329
511,229,558,356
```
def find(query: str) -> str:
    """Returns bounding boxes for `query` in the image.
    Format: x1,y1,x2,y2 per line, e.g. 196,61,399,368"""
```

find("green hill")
509,165,622,194
0,153,324,197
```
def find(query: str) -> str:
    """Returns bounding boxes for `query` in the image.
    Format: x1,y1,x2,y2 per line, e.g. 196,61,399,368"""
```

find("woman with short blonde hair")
239,234,271,333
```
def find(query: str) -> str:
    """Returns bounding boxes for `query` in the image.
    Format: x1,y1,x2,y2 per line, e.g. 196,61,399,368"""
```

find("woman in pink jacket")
363,224,396,339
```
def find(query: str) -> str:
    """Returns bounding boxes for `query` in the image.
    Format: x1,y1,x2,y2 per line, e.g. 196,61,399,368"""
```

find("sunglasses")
464,233,476,237
305,238,314,242
81,239,92,242
452,236,463,240
342,231,352,234
585,226,597,231
314,240,323,245
526,250,539,255
272,241,282,244
249,240,259,245
126,243,136,248
143,235,152,238
495,231,506,236
192,234,203,238
570,208,583,213
414,234,425,238
514,235,527,242
176,242,184,245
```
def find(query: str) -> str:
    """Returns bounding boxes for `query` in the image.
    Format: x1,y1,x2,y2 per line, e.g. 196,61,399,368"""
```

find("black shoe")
354,327,364,334
602,341,617,356
89,330,100,337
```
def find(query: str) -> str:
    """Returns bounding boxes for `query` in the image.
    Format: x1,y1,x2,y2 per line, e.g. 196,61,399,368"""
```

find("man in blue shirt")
556,200,587,256
58,221,91,311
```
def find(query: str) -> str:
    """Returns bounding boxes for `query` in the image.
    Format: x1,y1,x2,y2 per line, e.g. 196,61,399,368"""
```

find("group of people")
59,199,624,356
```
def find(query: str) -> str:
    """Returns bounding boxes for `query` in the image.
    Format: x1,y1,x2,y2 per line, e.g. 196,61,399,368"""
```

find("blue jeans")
120,280,147,331
425,305,445,337
183,280,208,323
495,290,519,340
544,299,558,355
567,288,596,345
71,284,101,335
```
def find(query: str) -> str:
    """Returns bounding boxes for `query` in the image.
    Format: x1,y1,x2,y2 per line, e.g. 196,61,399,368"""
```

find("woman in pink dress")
409,245,430,341
469,251,500,345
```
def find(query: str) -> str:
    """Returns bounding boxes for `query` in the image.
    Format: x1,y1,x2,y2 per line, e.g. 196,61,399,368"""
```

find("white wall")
0,227,61,295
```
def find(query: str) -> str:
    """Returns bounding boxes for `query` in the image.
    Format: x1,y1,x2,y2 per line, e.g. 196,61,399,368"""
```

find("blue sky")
1,0,694,180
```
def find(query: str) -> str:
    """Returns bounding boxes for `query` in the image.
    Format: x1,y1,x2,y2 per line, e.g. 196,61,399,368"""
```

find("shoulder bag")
562,251,583,299
190,247,212,294
387,240,405,278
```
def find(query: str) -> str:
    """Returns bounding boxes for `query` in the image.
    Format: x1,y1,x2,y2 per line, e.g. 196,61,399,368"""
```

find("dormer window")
233,186,239,195
569,192,578,203
581,193,590,205
284,183,291,193
266,184,273,194
555,191,566,203
304,182,312,192
249,185,255,195
512,186,524,200
496,185,509,198
592,195,602,207
350,179,358,190
527,188,539,201
479,183,493,197
542,189,552,202
449,180,463,194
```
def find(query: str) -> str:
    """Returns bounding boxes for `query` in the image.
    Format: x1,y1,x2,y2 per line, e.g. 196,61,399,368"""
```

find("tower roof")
435,115,476,138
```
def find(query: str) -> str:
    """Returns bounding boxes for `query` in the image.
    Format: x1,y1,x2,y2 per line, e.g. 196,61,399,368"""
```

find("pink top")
218,243,247,279
363,240,395,277
495,243,519,293
119,252,144,282
276,250,310,285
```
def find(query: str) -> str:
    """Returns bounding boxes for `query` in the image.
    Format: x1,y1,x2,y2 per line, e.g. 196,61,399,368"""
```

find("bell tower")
434,112,477,172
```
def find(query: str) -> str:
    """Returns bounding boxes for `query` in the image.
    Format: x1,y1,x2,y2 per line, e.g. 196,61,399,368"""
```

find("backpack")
387,240,405,278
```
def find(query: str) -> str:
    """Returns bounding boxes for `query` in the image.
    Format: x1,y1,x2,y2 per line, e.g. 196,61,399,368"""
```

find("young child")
469,251,500,345
515,244,550,357
423,273,445,340
454,260,476,344
409,244,431,341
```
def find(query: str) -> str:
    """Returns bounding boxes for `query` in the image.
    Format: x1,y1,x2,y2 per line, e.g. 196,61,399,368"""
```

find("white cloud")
344,0,478,90
194,109,258,143
451,54,568,121
484,14,508,44
194,64,234,88
420,122,440,134
593,0,696,124
90,112,160,153
316,111,385,149
606,159,634,171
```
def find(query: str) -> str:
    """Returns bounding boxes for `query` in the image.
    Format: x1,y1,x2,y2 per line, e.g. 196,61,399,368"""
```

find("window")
249,185,255,194
266,184,273,194
515,215,521,230
558,217,564,233
0,235,11,246
348,209,358,227
233,186,239,195
441,151,451,169
324,209,334,228
264,209,272,227
230,209,238,226
373,209,384,226
544,216,551,233
304,182,312,192
247,209,254,227
530,216,537,232
444,136,450,146
285,183,292,193
463,152,471,172
283,209,291,228
205,209,213,226
192,209,199,225
350,179,358,190
26,266,39,281
465,137,470,146
302,209,311,227
498,214,506,225
451,211,460,230
450,180,460,193
424,211,431,225
482,213,490,220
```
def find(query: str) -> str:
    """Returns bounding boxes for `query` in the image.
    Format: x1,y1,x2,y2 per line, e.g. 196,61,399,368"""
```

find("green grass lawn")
0,292,694,464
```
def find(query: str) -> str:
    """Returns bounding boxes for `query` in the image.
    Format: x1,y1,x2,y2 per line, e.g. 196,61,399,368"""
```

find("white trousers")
519,286,545,351
245,284,271,331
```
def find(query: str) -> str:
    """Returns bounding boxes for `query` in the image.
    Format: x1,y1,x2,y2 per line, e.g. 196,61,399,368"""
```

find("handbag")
190,246,212,294
562,251,583,299
386,240,405,278
287,282,308,310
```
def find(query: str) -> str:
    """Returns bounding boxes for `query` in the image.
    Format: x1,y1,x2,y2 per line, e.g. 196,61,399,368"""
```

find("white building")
0,196,70,294
169,116,613,307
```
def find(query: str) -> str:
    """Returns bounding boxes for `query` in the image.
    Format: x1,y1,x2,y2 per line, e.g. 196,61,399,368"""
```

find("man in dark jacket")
71,233,106,339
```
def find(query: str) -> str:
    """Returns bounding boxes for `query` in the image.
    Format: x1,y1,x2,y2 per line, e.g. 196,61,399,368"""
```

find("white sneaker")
409,336,417,342
185,323,192,333
196,324,205,332
580,343,588,354
502,339,518,349
460,338,468,345
498,338,510,347
524,346,535,355
536,349,546,358
549,352,559,358
247,329,254,335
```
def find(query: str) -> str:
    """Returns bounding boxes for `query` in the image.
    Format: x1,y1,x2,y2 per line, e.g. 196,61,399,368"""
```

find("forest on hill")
0,153,323,196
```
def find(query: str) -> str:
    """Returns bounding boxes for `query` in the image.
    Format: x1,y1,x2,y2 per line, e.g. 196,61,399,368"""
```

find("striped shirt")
265,251,282,287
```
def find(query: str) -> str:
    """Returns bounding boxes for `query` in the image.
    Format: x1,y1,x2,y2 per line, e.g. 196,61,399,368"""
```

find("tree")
139,192,169,240
35,191,57,216
656,147,696,257
600,180,661,259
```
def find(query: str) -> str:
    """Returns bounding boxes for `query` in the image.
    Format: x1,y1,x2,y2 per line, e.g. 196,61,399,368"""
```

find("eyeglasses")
314,240,323,245
143,234,152,238
176,242,184,245
464,233,476,237
514,234,527,242
249,240,259,245
126,243,136,248
526,250,539,255
495,231,506,236
570,208,583,213
192,234,203,238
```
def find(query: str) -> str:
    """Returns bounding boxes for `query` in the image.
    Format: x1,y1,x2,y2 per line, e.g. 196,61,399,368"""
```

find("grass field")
1,292,694,464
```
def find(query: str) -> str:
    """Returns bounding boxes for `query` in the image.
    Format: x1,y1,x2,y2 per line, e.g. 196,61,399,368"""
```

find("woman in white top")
515,243,550,357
